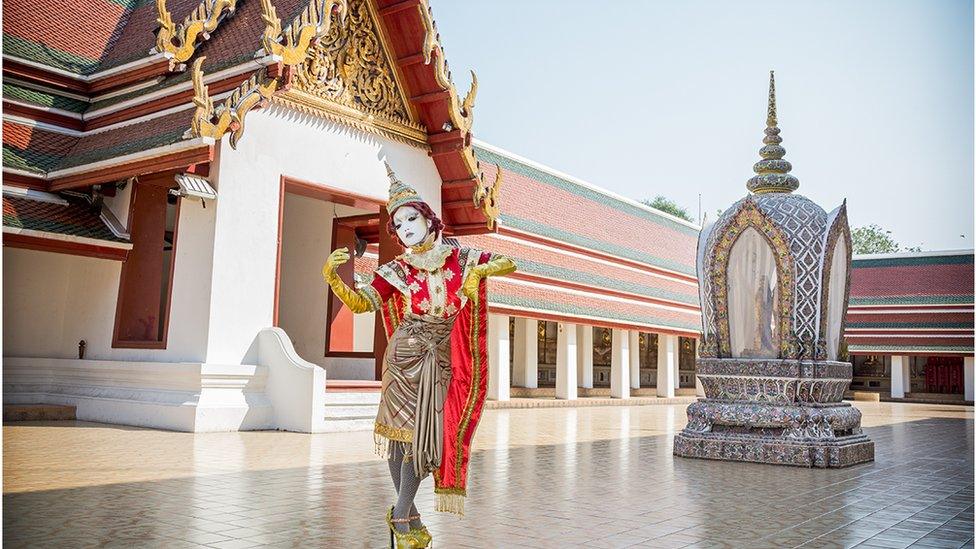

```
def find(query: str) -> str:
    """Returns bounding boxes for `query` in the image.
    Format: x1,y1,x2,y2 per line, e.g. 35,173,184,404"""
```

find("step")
326,380,382,393
4,404,76,421
320,417,375,433
324,391,381,405
323,404,378,419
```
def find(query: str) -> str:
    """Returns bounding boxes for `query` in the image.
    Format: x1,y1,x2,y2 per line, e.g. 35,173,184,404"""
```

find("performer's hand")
322,247,350,281
461,272,481,303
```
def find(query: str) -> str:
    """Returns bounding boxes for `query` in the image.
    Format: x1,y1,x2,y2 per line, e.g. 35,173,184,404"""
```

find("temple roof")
849,251,974,306
2,190,129,243
457,142,701,335
3,0,493,232
845,250,974,355
3,108,198,181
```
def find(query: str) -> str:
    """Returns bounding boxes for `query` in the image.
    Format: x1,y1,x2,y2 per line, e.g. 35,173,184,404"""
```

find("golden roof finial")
747,70,799,194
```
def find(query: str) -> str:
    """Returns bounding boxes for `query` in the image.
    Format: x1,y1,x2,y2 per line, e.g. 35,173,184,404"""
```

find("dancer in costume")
321,164,515,548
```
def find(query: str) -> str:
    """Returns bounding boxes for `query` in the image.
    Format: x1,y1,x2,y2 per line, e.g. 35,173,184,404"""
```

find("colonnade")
486,314,686,401
889,355,975,401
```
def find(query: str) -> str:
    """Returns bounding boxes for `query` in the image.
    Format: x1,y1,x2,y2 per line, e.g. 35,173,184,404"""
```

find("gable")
277,0,426,145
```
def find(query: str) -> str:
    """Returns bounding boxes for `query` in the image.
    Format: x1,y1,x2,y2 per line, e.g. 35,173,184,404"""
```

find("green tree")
851,224,917,254
641,195,693,222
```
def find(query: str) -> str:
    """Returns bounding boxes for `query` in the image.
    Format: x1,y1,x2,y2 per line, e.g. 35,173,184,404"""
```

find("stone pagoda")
673,72,874,467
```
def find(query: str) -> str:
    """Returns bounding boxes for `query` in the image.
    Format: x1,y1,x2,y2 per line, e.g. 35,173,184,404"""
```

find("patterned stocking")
392,448,427,533
388,443,423,530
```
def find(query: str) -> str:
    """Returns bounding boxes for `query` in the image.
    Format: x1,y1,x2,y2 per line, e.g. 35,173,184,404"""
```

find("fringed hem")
374,433,413,461
434,491,466,516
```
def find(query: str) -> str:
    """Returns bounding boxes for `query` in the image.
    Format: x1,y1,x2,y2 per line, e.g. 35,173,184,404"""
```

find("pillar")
629,331,641,390
964,357,974,402
890,355,910,399
695,338,705,397
657,334,678,398
610,328,630,399
512,318,538,388
576,325,593,389
487,314,510,401
556,323,578,400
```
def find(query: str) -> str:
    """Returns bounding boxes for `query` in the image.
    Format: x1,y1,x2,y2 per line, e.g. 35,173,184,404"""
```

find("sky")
431,0,974,251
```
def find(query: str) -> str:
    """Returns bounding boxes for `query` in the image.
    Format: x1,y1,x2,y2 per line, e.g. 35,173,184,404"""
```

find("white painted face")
393,205,432,247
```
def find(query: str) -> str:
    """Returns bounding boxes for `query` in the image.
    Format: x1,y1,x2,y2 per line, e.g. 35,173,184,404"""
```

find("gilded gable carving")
290,0,417,136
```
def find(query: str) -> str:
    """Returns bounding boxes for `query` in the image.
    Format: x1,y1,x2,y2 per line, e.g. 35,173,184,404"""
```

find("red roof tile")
3,0,135,74
3,193,128,242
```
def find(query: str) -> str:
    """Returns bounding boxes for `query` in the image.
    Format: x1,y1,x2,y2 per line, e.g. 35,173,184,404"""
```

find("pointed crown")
385,161,425,214
746,71,800,194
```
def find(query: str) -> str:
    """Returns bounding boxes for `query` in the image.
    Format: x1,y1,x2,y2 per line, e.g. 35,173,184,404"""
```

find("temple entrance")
273,178,389,380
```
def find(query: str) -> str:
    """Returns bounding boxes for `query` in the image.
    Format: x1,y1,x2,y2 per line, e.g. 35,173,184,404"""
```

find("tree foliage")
641,195,693,222
851,224,918,254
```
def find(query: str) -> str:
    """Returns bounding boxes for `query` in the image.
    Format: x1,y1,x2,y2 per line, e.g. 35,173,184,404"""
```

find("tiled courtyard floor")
4,402,973,548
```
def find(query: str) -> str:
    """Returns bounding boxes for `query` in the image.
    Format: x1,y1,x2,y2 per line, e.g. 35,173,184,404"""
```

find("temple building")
844,249,974,402
2,0,701,432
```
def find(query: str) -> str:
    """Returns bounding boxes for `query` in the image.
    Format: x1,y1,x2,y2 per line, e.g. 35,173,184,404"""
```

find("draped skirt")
374,313,455,477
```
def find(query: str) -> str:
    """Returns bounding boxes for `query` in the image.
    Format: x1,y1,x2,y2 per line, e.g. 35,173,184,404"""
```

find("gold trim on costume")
374,421,413,443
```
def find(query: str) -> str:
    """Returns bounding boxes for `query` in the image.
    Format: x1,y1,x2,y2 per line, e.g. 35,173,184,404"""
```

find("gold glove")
322,247,377,314
461,256,516,302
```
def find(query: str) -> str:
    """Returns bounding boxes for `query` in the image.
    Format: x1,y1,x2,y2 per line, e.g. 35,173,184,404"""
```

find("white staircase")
322,390,379,432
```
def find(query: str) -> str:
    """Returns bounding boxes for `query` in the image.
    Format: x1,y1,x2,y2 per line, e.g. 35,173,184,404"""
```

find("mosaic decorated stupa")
673,72,875,467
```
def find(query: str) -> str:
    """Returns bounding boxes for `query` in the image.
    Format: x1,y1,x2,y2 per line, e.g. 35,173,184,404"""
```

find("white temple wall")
206,105,442,365
3,194,216,363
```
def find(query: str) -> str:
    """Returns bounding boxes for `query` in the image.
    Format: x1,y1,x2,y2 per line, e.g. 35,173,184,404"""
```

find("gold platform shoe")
409,514,432,547
386,507,425,549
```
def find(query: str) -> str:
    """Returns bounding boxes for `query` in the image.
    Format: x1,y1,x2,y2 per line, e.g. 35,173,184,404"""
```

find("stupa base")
674,429,874,468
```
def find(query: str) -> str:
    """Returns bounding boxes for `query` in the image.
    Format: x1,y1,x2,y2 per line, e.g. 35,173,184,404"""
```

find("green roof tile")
3,83,89,114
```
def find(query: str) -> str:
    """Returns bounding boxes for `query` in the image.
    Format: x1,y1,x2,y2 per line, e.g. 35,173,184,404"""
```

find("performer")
321,164,515,548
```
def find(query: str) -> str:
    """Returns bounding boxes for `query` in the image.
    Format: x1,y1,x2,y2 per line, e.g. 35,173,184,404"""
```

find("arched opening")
726,227,781,358
825,237,848,360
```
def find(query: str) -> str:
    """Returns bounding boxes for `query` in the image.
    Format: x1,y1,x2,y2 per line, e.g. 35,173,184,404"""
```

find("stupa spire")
747,71,799,194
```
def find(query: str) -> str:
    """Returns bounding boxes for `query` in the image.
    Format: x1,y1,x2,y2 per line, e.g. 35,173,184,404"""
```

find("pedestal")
673,358,874,468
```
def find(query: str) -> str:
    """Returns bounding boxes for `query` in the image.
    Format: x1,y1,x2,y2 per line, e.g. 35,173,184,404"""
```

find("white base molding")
3,357,273,432
3,328,328,433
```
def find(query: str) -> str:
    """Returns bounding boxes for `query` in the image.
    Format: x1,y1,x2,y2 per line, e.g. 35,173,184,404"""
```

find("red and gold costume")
322,168,515,518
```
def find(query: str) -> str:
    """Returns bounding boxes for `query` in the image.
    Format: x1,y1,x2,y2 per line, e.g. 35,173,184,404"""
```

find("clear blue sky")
432,0,974,251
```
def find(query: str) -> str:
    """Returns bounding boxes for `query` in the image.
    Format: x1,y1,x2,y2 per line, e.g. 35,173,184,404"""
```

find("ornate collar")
400,244,453,271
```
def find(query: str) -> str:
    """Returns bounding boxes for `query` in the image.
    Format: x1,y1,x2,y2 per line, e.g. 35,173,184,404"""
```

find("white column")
964,357,974,402
674,336,681,391
629,331,641,390
577,325,593,389
556,323,578,400
487,314,510,401
657,334,678,398
610,328,630,399
512,318,538,389
694,337,705,397
890,355,910,399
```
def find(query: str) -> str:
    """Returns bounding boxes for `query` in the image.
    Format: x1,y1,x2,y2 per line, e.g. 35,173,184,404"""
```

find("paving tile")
3,403,973,548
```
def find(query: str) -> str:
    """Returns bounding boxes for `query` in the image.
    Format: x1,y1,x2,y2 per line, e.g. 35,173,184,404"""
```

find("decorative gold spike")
155,0,238,69
767,70,777,128
184,57,279,149
261,0,348,66
474,164,502,230
461,71,477,119
416,0,483,214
